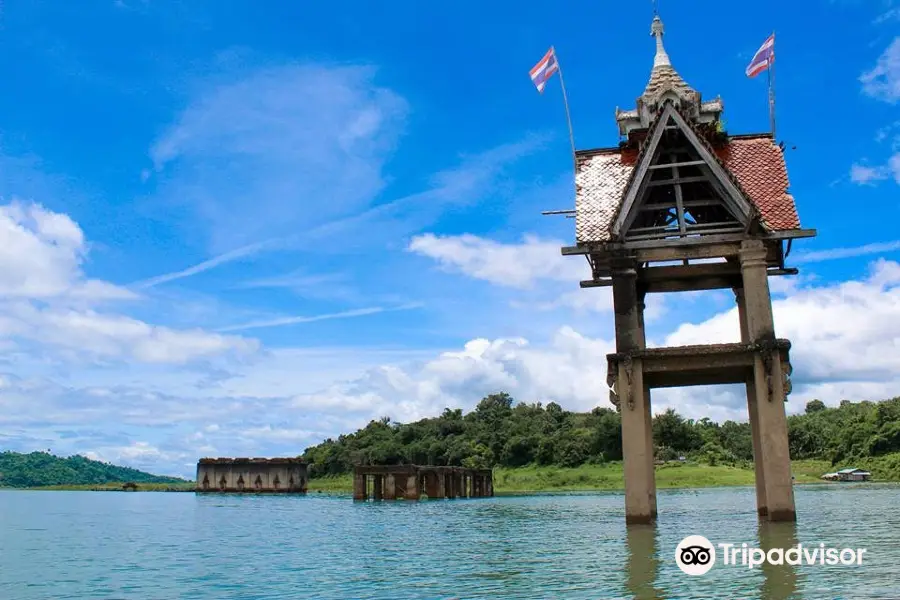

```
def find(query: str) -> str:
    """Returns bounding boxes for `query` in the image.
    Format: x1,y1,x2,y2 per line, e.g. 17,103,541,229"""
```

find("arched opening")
202,475,210,490
254,475,263,490
420,470,441,499
219,475,227,490
237,475,245,490
273,476,281,490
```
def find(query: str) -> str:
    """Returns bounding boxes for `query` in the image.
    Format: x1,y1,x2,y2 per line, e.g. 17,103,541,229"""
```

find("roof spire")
651,16,671,68
614,8,724,137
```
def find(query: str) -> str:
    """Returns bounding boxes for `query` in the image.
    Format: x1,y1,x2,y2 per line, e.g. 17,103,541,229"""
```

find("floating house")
821,468,872,482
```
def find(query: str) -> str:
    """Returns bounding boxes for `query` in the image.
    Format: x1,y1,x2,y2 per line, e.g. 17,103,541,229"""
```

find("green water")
1,484,897,598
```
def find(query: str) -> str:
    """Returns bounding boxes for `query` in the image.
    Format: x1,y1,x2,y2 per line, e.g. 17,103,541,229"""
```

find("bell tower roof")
615,15,723,138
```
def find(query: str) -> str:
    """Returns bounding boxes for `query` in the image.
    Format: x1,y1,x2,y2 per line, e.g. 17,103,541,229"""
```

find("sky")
0,0,898,479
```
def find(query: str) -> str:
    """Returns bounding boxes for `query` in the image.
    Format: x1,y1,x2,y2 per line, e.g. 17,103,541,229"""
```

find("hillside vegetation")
0,451,186,488
302,393,900,482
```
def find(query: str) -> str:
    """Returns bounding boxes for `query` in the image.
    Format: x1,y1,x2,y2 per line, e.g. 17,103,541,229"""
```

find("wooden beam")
559,231,812,257
638,262,742,282
765,228,817,240
579,279,613,288
644,275,741,293
643,198,722,210
646,175,709,187
648,160,706,170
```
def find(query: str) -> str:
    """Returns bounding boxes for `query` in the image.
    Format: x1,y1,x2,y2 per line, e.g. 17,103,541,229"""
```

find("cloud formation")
150,64,408,253
0,200,256,365
861,37,900,103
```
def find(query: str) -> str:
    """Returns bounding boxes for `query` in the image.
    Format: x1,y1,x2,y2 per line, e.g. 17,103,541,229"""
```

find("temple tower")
562,17,815,523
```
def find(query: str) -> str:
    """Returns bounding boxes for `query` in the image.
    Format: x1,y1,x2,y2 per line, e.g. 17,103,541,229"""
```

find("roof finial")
651,14,671,68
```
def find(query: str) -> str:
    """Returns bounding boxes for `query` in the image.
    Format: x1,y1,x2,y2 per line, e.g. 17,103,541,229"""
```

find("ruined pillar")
384,474,396,500
353,471,367,501
736,286,768,518
740,240,795,522
405,473,420,500
373,474,384,501
462,473,469,498
612,257,655,524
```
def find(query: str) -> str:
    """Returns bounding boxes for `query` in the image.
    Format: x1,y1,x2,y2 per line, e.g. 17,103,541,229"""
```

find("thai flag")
746,33,775,78
530,47,559,93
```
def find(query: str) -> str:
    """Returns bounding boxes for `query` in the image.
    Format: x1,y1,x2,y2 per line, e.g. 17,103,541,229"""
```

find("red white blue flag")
746,33,775,78
530,47,559,93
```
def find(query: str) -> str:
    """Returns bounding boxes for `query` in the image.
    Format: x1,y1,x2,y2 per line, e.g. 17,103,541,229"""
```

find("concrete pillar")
736,286,768,518
384,474,396,500
740,240,795,522
373,474,383,501
462,473,469,498
636,292,657,519
612,257,655,524
486,473,494,497
405,474,419,500
353,472,367,501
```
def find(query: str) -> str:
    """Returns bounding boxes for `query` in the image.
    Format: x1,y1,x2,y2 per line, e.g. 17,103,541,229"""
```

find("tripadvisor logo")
675,535,868,575
675,535,716,576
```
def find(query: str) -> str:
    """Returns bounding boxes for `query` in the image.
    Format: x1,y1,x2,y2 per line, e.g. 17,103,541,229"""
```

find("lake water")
1,484,898,599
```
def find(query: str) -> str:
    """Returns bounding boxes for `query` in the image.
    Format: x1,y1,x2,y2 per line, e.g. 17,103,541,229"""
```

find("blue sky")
0,0,898,477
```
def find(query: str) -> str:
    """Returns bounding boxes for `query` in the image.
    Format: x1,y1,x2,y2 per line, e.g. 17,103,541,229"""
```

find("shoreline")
10,459,896,494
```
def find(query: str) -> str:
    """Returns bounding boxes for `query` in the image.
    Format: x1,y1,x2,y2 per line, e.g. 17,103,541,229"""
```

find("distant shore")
13,459,886,493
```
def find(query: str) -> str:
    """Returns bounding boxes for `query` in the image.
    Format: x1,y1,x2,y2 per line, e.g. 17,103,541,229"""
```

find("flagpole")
553,46,578,186
767,31,777,140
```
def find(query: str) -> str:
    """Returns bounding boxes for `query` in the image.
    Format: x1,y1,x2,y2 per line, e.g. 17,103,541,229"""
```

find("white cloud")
861,37,900,103
149,64,408,253
216,304,421,333
0,200,257,365
0,201,135,301
5,260,900,477
850,163,891,185
408,233,588,288
794,240,900,263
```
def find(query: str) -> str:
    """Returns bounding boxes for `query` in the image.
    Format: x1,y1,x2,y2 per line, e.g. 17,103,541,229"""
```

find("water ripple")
1,484,898,598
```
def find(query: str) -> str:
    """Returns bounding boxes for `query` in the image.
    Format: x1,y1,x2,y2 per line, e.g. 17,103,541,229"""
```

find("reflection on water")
625,524,665,600
758,521,800,600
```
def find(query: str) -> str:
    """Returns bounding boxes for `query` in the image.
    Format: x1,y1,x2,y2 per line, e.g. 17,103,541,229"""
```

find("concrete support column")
636,291,657,519
740,240,795,522
612,257,655,525
736,286,768,518
405,474,419,500
353,472,367,501
373,474,384,501
384,474,396,500
486,473,494,497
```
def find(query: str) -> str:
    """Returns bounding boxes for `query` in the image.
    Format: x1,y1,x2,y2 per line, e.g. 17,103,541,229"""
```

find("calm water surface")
2,484,899,599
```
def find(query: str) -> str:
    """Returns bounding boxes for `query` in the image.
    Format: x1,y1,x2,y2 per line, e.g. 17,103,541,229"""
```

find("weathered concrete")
196,458,308,493
740,240,796,522
353,465,493,501
612,257,656,524
736,286,768,517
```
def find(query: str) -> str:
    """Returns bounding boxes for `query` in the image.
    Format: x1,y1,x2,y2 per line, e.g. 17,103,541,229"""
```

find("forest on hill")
0,451,186,487
301,393,900,477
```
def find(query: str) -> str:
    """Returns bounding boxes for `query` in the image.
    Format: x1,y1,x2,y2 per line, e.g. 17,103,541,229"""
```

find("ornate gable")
613,102,756,242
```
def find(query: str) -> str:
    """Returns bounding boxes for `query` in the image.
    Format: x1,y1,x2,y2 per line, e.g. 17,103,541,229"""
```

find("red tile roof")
574,134,801,243
715,136,801,231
